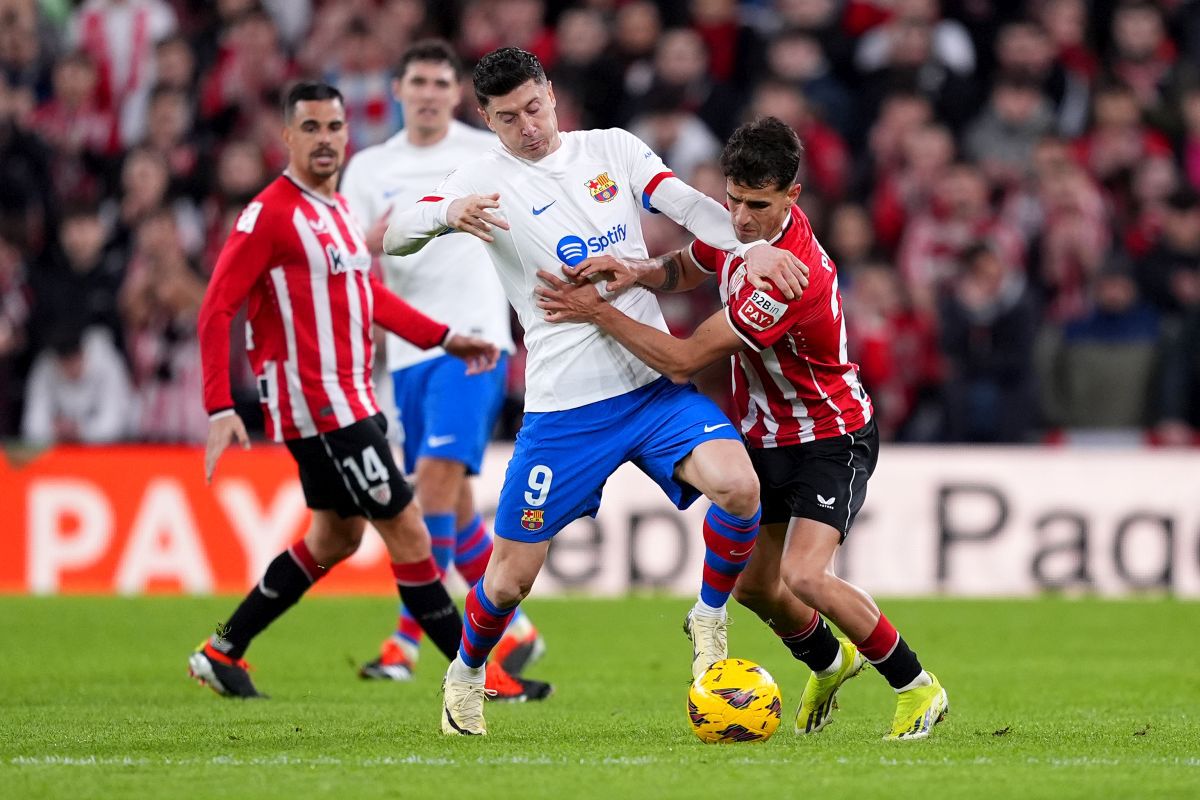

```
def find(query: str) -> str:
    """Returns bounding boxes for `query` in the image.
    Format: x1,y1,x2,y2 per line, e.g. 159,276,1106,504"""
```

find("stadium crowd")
2,0,1200,446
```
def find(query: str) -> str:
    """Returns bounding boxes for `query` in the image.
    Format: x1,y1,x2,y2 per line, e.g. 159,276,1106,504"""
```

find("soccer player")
189,81,502,699
385,48,810,736
535,117,949,741
340,39,547,696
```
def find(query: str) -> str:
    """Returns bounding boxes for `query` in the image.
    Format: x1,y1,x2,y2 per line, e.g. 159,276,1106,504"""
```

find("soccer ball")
687,658,783,743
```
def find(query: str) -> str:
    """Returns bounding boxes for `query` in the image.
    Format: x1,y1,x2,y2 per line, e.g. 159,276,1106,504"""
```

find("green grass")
1,596,1198,799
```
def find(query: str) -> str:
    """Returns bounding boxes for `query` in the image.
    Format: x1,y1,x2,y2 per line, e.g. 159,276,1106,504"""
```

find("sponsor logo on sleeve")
735,290,787,332
235,201,263,233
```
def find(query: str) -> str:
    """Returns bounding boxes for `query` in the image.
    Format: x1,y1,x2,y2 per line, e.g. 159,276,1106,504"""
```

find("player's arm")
563,245,713,295
369,273,500,374
383,191,510,256
535,270,742,383
198,204,273,482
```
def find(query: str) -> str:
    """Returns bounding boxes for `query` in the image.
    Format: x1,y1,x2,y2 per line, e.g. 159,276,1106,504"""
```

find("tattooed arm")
561,247,713,295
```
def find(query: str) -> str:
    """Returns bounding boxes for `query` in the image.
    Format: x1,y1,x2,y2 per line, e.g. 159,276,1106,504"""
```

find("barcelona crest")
586,172,619,203
521,509,545,531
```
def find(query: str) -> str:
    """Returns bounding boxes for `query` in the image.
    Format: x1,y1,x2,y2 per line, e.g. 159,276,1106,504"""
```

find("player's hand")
444,333,500,375
535,269,606,323
445,193,511,243
744,244,809,299
205,413,250,484
364,205,393,256
562,255,640,294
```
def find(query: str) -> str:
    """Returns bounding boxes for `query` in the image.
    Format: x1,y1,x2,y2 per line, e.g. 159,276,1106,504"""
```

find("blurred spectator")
33,51,119,202
104,145,202,260
688,0,764,87
1073,82,1172,190
152,34,196,93
0,0,52,100
1,79,52,262
120,209,207,442
826,202,879,276
872,120,954,251
763,28,853,137
200,139,269,273
324,16,397,152
1106,0,1183,129
898,162,1025,314
0,233,30,435
1001,14,1090,138
844,262,942,441
143,85,203,200
21,323,131,444
1154,305,1200,444
1033,161,1110,323
549,7,625,129
939,244,1039,442
639,27,741,140
629,89,720,184
200,8,292,143
68,0,177,146
1038,0,1098,82
1039,257,1162,432
461,0,555,67
613,0,662,99
1136,188,1200,316
1123,155,1180,259
773,0,857,79
1181,85,1200,193
964,75,1056,191
854,0,975,78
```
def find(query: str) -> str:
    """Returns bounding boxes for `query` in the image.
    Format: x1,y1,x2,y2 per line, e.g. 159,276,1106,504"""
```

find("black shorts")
748,419,879,540
285,413,413,520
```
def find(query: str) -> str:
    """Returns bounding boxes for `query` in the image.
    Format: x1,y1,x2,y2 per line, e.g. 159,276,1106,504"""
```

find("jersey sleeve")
724,276,818,352
610,128,675,212
369,272,450,349
687,239,720,275
198,200,276,414
382,167,476,257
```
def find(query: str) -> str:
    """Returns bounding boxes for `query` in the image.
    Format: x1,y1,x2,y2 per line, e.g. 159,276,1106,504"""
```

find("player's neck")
285,168,338,200
405,124,451,148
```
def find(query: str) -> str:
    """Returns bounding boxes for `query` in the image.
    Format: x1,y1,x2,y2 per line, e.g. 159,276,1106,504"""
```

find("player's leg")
189,509,366,698
453,469,547,677
628,379,761,678
673,437,762,677
189,423,382,698
442,403,614,735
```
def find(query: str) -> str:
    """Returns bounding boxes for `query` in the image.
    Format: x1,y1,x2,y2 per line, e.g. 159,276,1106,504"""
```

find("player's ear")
787,183,802,204
477,105,495,132
547,81,556,109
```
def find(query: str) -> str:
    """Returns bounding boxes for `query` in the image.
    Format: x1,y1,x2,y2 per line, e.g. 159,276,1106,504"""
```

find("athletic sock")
699,505,760,609
453,516,528,627
458,582,516,668
447,655,485,684
453,514,492,586
854,613,924,691
391,558,461,662
776,610,841,674
391,514,456,651
212,539,325,660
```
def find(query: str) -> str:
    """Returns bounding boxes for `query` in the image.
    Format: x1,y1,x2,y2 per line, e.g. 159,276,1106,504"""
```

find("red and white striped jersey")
690,204,873,448
199,174,449,442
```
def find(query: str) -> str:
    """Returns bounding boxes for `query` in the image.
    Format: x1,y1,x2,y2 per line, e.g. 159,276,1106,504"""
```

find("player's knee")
486,573,534,608
780,564,828,608
711,469,760,519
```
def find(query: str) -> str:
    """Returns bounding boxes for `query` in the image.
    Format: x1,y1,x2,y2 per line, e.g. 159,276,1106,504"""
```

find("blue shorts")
494,377,741,543
392,353,509,475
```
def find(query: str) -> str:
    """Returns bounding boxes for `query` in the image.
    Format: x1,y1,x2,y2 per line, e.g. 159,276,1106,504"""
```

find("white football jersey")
429,128,675,411
340,121,515,371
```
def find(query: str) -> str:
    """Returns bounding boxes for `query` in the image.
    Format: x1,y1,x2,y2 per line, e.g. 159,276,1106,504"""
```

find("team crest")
367,484,392,506
586,172,619,203
520,509,545,531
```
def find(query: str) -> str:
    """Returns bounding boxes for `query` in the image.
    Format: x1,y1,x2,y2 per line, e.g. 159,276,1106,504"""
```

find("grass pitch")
2,595,1197,799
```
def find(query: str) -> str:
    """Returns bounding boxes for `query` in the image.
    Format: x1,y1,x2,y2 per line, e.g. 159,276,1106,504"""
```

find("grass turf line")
1,596,1197,799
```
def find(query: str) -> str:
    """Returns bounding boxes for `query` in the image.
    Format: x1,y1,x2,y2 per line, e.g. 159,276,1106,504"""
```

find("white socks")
447,656,485,684
814,646,844,679
692,597,727,619
895,670,932,694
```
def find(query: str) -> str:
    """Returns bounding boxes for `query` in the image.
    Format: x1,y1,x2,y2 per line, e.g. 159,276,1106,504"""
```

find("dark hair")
720,117,802,191
472,47,546,107
49,323,85,358
282,81,343,122
395,38,464,81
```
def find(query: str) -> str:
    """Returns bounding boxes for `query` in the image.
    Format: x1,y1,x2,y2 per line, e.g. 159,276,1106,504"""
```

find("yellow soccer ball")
687,658,783,743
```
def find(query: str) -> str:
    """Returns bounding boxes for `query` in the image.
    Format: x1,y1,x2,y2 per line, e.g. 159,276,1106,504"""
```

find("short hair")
283,81,343,122
395,38,464,81
472,47,546,107
720,117,803,191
